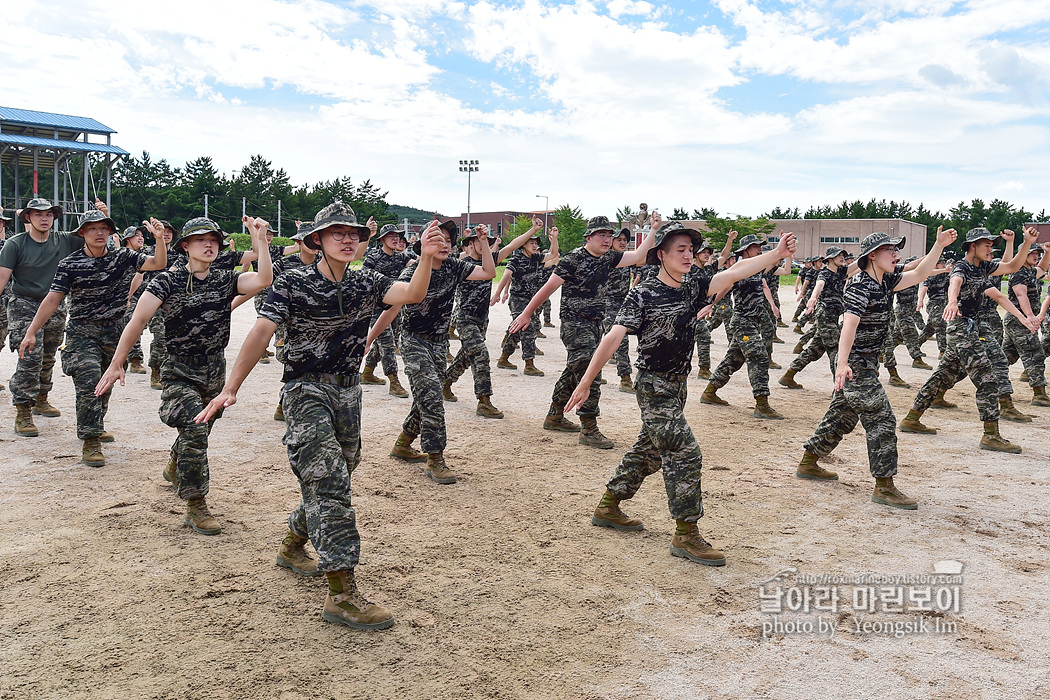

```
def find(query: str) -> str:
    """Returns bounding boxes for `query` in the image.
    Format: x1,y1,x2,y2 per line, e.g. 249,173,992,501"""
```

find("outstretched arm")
564,325,628,412
542,227,560,263
834,313,860,391
618,212,660,268
193,318,279,423
992,227,1037,276
508,274,563,333
138,218,168,271
235,217,274,295
95,293,164,395
708,233,798,299
896,227,957,291
497,218,542,264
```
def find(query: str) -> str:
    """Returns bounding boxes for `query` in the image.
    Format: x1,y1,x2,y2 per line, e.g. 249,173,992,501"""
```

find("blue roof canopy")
0,106,116,134
0,133,129,156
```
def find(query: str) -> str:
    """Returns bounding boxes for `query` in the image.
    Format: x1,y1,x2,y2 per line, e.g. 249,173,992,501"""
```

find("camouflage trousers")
402,332,448,453
502,295,538,361
603,302,631,377
364,307,399,376
891,307,923,359
282,378,362,572
8,295,66,406
60,323,119,439
803,354,898,478
124,298,144,363
542,298,552,325
880,308,898,369
789,306,840,375
147,312,167,370
1002,316,1046,388
1043,316,1050,358
759,307,776,355
709,317,770,397
607,370,703,521
978,308,1004,346
448,315,492,398
707,299,732,333
551,317,603,417
694,319,712,370
919,301,947,354
0,293,9,348
159,354,226,501
911,318,1005,421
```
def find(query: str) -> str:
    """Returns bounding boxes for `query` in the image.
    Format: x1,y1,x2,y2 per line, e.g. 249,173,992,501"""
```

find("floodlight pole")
536,194,548,233
459,159,479,228
204,194,209,218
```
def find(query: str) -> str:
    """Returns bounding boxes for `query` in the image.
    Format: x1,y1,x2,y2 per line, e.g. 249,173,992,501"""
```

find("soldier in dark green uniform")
18,212,167,465
509,214,656,449
796,227,956,510
97,216,272,535
568,223,797,566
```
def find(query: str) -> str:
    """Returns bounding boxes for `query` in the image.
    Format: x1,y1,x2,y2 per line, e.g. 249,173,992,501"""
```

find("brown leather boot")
276,530,321,577
273,403,285,421
361,366,385,385
99,431,114,443
619,374,636,394
543,403,580,432
387,374,409,398
476,395,504,419
753,395,784,420
795,451,838,480
930,389,957,409
779,369,803,389
442,380,458,402
322,570,395,630
150,366,163,390
772,334,785,344
591,491,644,531
524,359,544,376
871,477,918,510
887,368,910,388
82,437,106,467
14,404,38,437
899,409,936,434
700,383,728,406
128,358,147,374
33,392,60,417
670,522,726,566
425,452,457,484
579,416,614,449
696,366,711,379
1033,385,1050,407
184,497,221,535
999,395,1033,423
496,353,517,370
980,421,1021,453
912,357,933,370
533,347,544,356
163,454,178,489
792,342,805,354
1020,369,1029,383
390,432,427,462
769,357,782,370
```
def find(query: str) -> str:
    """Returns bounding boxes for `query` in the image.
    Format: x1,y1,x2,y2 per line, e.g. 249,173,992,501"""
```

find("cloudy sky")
3,0,1049,218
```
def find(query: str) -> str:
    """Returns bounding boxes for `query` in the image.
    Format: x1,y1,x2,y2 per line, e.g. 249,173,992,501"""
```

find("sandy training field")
2,294,1048,700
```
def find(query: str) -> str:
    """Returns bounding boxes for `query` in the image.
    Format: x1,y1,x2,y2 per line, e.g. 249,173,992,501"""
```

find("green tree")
704,215,776,250
553,204,586,250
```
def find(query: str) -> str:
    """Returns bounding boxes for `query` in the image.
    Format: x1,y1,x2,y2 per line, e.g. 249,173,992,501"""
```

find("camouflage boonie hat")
613,227,631,240
858,231,905,258
0,210,12,222
171,217,229,251
962,227,997,250
645,221,704,266
291,221,314,242
120,225,145,242
72,209,117,236
305,201,371,250
461,225,497,243
378,223,403,240
585,216,615,236
19,197,63,222
413,218,459,255
734,234,763,254
696,238,714,254
822,246,844,260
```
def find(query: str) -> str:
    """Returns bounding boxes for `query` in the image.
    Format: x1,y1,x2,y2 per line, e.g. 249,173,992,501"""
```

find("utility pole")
459,159,479,228
242,196,246,233
277,200,282,236
536,194,548,233
204,193,209,218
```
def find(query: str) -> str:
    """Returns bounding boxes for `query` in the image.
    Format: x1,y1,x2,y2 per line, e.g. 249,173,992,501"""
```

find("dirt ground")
2,293,1049,700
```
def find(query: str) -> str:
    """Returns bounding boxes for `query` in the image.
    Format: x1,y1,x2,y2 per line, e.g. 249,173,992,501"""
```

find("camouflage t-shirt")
895,280,919,310
274,252,309,278
454,252,494,323
730,270,767,319
951,259,997,318
363,246,413,310
168,248,245,271
616,274,711,375
398,256,475,337
260,265,394,381
816,266,847,314
602,265,633,310
50,248,148,324
923,272,949,303
799,267,816,297
1008,265,1042,312
553,247,624,321
843,268,904,356
145,267,242,358
504,250,547,300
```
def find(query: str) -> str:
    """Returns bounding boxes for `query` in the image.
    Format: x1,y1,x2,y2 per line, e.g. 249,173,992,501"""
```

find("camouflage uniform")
0,235,11,346
706,295,732,333
919,273,949,354
146,266,243,501
601,265,633,377
690,261,720,369
1002,265,1047,388
448,251,496,398
804,267,906,477
501,249,546,361
605,272,713,521
549,246,625,416
890,285,923,359
362,244,413,375
789,265,846,376
260,260,394,572
708,271,770,398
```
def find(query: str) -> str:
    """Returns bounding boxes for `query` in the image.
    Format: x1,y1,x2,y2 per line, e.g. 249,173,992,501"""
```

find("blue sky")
3,0,1050,218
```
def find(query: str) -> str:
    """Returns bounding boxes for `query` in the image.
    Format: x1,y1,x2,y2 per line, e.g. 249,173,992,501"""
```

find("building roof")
0,133,129,156
0,106,116,134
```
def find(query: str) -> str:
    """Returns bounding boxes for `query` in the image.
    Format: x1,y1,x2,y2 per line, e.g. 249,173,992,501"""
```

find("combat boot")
579,416,614,449
82,437,106,467
99,431,114,443
912,357,933,370
700,383,728,406
390,432,427,462
887,368,910,388
448,325,459,340
360,366,385,385
753,395,784,420
535,328,546,339
258,350,270,364
1032,386,1050,408
524,359,544,376
591,490,644,531
779,369,803,390
163,455,178,489
999,395,1033,423
534,347,544,356
899,409,936,434
150,366,163,390
14,404,38,437
276,530,321,577
792,341,804,354
425,452,457,484
777,319,789,328
442,380,458,402
273,403,285,421
387,374,409,398
768,357,782,370
795,451,838,481
793,325,803,334
476,395,504,419
871,477,918,510
669,522,726,566
772,333,785,344
1020,369,1029,383
322,570,394,631
543,403,580,432
619,374,636,394
979,421,1021,453
930,388,957,409
496,353,517,370
696,366,711,379
33,392,60,417
184,497,221,535
544,320,555,328
128,358,147,374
